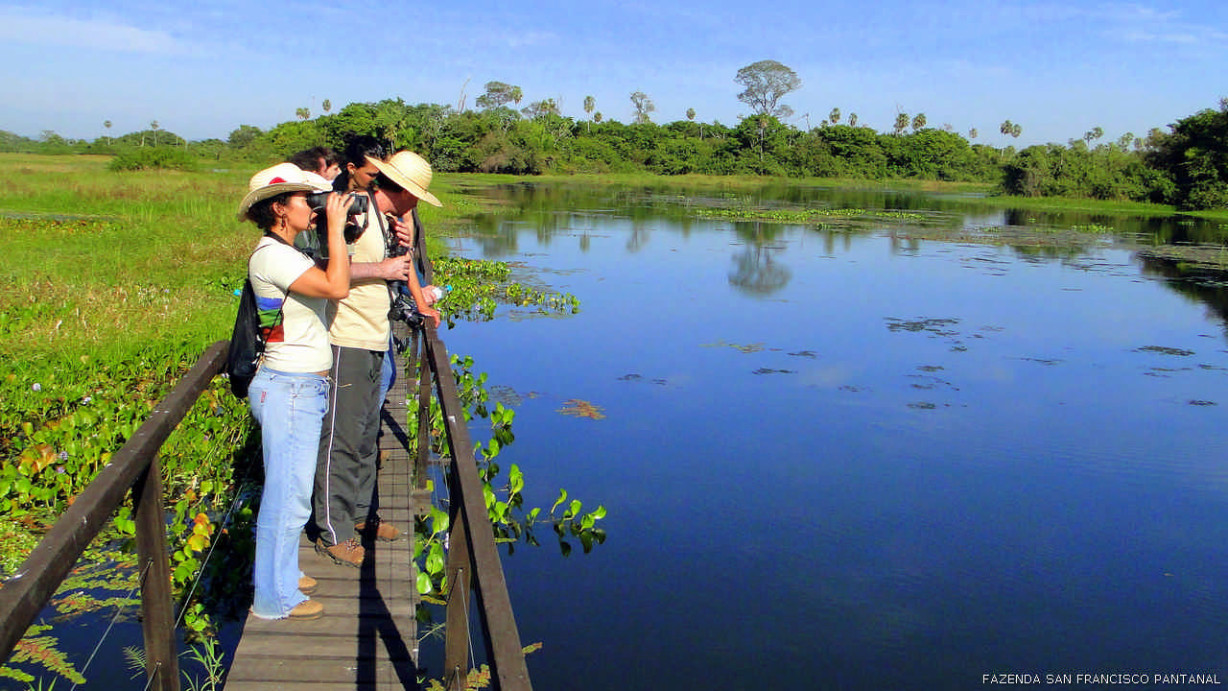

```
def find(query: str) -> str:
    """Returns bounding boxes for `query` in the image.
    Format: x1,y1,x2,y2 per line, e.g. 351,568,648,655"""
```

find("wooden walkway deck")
226,338,428,690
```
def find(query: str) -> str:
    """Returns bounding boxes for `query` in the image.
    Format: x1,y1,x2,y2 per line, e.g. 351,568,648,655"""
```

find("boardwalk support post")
133,454,180,691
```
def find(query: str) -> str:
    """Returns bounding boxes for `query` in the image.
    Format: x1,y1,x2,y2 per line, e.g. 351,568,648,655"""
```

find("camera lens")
346,193,369,215
305,191,330,210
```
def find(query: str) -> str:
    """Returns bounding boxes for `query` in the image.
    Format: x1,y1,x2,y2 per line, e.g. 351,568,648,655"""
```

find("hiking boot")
315,537,365,568
287,599,324,621
356,517,401,542
298,575,318,596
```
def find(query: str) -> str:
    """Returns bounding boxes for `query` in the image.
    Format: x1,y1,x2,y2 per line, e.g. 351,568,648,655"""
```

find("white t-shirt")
328,203,391,352
248,236,332,373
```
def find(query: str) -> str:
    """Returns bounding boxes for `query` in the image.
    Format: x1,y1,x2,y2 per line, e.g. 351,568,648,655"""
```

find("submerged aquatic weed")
1136,345,1195,356
557,399,606,420
694,206,925,224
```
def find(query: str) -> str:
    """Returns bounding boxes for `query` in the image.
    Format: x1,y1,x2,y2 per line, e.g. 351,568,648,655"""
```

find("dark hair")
341,135,385,167
288,146,340,174
374,171,404,194
246,191,295,231
333,134,386,191
321,146,340,168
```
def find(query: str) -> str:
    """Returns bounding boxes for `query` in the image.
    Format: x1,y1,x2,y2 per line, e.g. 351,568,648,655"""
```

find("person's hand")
325,192,350,236
422,284,439,306
380,255,412,281
420,305,441,328
388,215,414,249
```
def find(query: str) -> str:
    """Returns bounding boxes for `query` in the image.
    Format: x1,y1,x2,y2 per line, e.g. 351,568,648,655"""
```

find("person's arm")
350,256,412,281
392,211,440,326
289,193,350,299
405,268,441,327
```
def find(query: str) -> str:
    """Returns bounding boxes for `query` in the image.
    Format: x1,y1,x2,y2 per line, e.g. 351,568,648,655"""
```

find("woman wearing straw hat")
238,162,351,620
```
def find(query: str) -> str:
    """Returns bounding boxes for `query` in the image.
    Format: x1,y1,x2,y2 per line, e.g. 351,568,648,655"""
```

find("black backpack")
225,243,285,398
225,279,266,398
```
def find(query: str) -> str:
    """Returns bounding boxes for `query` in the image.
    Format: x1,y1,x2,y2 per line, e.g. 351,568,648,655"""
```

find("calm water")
428,184,1228,690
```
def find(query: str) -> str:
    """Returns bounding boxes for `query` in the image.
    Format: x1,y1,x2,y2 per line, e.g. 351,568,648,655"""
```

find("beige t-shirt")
248,238,332,373
328,203,390,351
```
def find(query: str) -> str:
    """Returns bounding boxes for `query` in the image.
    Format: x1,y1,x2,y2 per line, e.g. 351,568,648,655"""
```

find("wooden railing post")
132,454,180,691
443,492,473,689
414,331,433,490
424,326,532,691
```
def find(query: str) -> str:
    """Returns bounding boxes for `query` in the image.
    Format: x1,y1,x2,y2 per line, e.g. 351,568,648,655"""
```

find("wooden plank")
228,343,424,691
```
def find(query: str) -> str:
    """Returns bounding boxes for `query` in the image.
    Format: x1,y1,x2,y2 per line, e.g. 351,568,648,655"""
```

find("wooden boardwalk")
226,340,428,690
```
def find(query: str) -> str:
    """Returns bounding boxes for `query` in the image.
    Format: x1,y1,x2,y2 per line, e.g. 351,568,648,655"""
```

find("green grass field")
0,154,485,360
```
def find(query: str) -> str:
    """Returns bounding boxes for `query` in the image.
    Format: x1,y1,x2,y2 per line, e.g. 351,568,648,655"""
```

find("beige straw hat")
366,151,442,207
236,162,332,221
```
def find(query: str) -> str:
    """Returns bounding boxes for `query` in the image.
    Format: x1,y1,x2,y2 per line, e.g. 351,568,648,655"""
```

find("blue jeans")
378,335,396,405
248,367,329,618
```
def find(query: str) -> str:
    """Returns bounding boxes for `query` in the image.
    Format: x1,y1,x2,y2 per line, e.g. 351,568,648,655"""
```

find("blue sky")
0,0,1223,147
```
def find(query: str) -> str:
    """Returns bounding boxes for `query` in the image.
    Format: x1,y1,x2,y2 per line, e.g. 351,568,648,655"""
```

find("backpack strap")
249,235,292,353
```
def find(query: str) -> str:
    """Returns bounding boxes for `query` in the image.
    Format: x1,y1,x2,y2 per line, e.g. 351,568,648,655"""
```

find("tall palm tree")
894,112,909,136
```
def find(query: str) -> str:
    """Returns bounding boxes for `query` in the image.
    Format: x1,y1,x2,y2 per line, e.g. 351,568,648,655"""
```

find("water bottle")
427,285,452,303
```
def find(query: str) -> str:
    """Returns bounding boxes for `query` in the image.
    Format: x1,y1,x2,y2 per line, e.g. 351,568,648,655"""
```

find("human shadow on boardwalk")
354,534,418,690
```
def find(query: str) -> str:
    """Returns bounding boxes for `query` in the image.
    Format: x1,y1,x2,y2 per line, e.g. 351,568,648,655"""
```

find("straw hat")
366,151,442,207
236,162,332,221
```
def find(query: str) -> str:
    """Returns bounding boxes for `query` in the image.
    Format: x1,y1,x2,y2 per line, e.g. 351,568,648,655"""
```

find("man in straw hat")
312,147,442,567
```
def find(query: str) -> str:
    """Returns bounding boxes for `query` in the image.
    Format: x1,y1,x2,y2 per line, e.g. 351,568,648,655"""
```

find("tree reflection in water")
728,221,792,295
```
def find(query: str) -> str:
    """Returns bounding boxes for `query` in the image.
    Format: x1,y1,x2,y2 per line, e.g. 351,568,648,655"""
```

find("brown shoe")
315,537,364,567
287,599,324,621
356,518,401,542
298,575,318,596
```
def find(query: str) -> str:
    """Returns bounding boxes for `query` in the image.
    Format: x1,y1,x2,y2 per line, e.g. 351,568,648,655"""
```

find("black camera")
306,191,369,244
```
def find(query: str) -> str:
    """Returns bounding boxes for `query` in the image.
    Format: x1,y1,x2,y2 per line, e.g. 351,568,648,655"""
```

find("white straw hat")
236,162,332,221
367,151,442,207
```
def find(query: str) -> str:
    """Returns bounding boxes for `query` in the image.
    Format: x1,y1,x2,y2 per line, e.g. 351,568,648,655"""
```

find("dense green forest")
5,89,1226,211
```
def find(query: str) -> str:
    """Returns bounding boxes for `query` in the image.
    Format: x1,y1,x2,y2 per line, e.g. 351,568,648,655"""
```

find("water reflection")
465,181,1228,321
466,181,1226,249
728,221,792,296
444,180,1228,691
1139,254,1228,333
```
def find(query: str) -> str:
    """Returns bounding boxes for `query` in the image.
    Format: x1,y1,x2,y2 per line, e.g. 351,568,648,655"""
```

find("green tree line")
5,92,1227,211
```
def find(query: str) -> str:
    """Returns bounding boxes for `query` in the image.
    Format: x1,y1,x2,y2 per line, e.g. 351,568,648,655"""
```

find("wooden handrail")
0,340,227,691
409,212,531,690
418,323,532,691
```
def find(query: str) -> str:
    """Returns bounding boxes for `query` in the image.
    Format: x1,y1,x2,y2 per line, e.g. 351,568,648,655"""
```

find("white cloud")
1120,30,1200,44
0,7,185,54
1096,1,1227,47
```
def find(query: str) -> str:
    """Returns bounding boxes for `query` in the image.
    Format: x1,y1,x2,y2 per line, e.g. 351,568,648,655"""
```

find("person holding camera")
239,163,351,620
312,137,419,566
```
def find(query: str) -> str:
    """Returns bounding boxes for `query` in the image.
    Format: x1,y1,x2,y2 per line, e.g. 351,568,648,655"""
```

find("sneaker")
315,537,365,567
287,599,324,621
356,518,401,542
298,575,318,596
